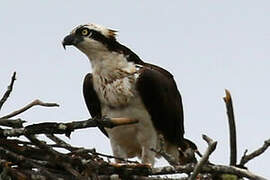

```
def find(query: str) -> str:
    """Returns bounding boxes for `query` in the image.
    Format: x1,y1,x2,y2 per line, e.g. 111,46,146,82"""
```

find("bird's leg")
137,127,157,166
141,146,155,166
110,140,128,163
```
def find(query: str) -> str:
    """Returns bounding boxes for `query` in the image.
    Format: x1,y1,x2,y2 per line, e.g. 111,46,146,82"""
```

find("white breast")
90,54,165,164
92,66,159,164
93,73,136,107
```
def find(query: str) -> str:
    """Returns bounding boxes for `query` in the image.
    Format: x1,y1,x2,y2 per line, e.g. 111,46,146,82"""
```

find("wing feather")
136,64,185,147
83,73,108,137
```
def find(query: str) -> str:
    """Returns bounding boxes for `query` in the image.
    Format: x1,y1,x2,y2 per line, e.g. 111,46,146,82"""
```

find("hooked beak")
62,34,83,50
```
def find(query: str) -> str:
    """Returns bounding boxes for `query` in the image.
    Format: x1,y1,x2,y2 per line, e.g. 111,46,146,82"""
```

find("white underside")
93,70,179,165
103,97,157,163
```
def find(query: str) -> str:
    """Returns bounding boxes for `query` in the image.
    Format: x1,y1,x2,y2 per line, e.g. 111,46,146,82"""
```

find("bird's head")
63,23,143,67
62,23,118,59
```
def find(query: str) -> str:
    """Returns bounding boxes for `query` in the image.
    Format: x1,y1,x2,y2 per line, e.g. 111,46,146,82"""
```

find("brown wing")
136,64,185,148
83,73,108,137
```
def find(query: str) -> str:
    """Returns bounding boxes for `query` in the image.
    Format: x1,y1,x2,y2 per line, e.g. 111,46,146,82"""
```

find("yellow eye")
81,29,89,36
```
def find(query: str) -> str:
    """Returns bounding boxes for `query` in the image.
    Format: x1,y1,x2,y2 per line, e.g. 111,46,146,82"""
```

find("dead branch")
152,164,266,180
45,135,140,164
188,135,217,180
0,99,59,119
0,74,268,180
1,130,267,179
0,118,26,128
25,134,83,178
48,135,140,164
0,117,138,137
0,72,16,111
130,175,188,180
72,148,140,164
239,138,270,167
223,89,237,166
0,146,58,179
46,134,74,151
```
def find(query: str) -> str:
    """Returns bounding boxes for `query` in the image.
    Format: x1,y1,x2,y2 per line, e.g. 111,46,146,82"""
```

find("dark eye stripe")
73,25,143,64
74,26,117,51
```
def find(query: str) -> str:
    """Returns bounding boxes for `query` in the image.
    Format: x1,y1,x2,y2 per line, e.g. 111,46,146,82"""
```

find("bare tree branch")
152,164,266,180
0,72,16,111
0,99,59,119
0,117,138,137
44,135,140,164
73,148,140,164
46,134,139,164
130,175,188,180
25,134,83,178
46,134,74,151
0,74,268,180
223,89,237,166
240,138,270,166
0,146,58,180
188,135,217,180
0,118,26,128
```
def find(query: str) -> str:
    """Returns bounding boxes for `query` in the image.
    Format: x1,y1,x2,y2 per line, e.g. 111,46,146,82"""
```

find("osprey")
63,23,195,165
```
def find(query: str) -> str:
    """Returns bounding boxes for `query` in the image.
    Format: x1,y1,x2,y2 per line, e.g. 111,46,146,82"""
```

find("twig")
100,175,186,180
35,134,139,164
239,138,270,166
72,148,140,164
46,135,140,164
25,135,82,178
0,139,49,161
0,139,33,146
0,99,59,119
0,77,268,179
152,164,266,180
1,133,266,179
42,135,140,164
0,146,57,179
0,118,26,128
223,89,237,166
0,159,27,180
46,134,74,151
188,135,217,180
0,117,138,137
0,72,16,111
131,175,188,180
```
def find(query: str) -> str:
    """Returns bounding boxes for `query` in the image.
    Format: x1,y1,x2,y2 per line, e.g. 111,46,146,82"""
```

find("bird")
62,23,196,166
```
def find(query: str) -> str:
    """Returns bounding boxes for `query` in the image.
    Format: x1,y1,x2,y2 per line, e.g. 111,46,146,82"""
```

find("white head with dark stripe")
63,23,143,67
63,24,118,60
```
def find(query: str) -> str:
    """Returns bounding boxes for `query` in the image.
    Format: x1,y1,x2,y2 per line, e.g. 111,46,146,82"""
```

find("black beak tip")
62,34,82,50
62,34,73,50
62,41,66,50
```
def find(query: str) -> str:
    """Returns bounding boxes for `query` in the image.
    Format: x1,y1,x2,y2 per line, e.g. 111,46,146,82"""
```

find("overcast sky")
1,1,270,178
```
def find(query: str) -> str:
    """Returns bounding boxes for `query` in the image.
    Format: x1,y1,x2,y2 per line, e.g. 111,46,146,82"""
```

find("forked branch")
0,99,59,119
240,138,270,167
188,135,217,180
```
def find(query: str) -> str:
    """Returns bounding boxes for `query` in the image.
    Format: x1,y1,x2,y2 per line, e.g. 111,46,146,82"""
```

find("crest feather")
107,29,118,39
85,23,118,39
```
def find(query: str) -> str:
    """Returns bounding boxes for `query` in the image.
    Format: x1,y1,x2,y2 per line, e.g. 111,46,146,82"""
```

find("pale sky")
1,1,270,178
